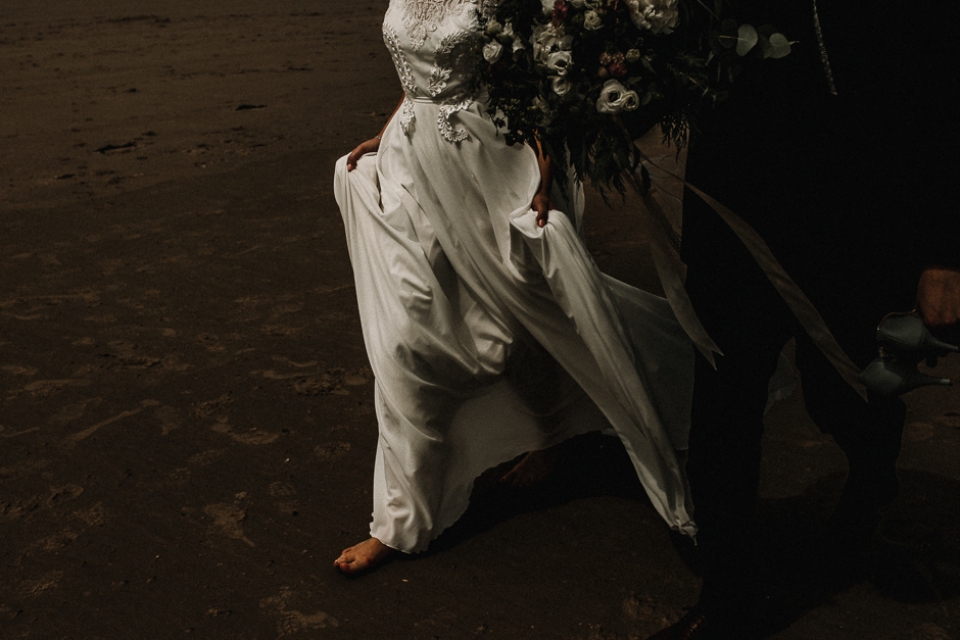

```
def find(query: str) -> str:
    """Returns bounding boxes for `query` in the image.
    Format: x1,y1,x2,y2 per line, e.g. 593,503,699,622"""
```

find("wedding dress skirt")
332,0,696,553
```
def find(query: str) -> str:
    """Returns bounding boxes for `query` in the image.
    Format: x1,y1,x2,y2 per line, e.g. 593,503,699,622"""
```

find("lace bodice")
383,0,485,142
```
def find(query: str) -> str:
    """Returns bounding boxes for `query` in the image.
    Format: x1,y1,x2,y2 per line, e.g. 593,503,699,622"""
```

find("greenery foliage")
479,0,790,196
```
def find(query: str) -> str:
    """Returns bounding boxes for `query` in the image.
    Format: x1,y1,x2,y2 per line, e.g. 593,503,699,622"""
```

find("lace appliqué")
384,24,419,133
385,3,480,142
431,31,480,142
402,0,466,51
437,98,474,143
427,30,475,97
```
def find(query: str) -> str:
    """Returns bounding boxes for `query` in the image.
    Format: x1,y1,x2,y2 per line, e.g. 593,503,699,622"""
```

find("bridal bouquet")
479,0,792,194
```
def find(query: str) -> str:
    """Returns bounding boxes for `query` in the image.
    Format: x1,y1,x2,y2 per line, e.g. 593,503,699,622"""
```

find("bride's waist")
406,91,488,106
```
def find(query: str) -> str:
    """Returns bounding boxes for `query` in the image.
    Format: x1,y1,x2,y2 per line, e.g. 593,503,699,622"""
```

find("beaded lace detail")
428,31,476,98
385,0,481,142
402,0,466,51
437,98,475,143
384,24,419,133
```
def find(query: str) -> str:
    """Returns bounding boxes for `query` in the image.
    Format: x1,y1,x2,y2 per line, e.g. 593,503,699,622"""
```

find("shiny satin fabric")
331,0,696,553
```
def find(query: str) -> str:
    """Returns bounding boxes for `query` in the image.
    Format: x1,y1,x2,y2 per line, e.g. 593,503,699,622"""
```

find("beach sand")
2,1,958,638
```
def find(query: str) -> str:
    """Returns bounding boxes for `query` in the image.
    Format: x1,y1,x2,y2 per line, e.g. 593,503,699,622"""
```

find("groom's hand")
917,266,960,341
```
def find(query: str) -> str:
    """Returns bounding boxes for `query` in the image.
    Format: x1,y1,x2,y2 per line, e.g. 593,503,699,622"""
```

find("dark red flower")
551,1,569,27
608,62,629,78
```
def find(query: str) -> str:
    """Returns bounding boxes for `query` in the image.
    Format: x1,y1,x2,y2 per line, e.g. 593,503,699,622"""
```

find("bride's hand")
346,137,381,172
532,190,552,228
532,141,554,227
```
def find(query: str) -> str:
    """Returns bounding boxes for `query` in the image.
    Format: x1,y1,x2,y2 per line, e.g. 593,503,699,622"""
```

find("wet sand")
2,2,959,638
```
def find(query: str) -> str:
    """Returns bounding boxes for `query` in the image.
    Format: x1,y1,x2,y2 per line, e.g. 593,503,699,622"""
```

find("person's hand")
917,266,960,340
532,141,554,228
346,137,381,171
532,190,551,228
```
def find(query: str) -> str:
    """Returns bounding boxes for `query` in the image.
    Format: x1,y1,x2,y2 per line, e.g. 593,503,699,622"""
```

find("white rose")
545,50,573,76
626,0,679,34
583,10,603,30
595,79,639,114
485,19,502,36
541,0,557,15
552,76,572,96
620,90,640,111
483,41,504,64
532,24,559,63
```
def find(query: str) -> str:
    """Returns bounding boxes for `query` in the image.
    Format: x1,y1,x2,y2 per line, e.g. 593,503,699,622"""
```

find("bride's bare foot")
501,445,562,487
334,537,396,575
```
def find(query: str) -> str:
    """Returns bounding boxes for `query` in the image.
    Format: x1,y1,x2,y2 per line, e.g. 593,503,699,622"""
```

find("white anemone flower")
625,0,679,34
596,79,640,114
483,41,504,64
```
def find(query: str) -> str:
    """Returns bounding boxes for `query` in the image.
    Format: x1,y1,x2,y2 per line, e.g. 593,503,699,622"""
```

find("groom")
650,1,959,638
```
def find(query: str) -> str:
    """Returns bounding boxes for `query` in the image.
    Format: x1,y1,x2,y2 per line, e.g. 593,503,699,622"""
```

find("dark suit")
679,0,958,630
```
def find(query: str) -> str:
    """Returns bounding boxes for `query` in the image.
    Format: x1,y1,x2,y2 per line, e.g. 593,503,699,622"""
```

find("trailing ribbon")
629,134,722,367
634,132,868,400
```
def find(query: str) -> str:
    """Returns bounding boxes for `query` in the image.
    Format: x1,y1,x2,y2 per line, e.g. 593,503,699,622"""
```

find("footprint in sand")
153,405,181,435
165,467,192,488
197,333,226,353
259,589,339,638
49,397,102,426
193,390,279,447
293,375,348,396
204,503,254,547
211,418,280,445
268,481,297,498
193,394,233,419
19,378,92,398
19,571,64,597
104,340,161,369
32,530,80,552
73,502,106,527
188,449,226,466
313,441,351,461
254,366,370,397
270,356,317,369
46,484,84,508
268,481,298,516
1,365,39,376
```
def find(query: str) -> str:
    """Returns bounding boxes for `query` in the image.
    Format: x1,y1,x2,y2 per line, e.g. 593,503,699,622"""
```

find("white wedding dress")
334,0,696,554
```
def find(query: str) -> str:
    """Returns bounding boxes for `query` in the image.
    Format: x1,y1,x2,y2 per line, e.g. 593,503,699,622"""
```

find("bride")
333,0,697,573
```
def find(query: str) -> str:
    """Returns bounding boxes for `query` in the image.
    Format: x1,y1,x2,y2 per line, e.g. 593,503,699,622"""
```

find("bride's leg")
334,537,397,574
500,443,563,487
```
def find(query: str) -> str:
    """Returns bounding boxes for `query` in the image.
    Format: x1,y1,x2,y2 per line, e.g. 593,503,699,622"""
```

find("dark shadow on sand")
405,433,960,638
424,432,651,556
754,469,960,637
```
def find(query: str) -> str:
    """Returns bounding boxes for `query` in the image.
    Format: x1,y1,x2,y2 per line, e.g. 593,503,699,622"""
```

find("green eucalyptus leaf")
764,32,792,59
735,24,758,57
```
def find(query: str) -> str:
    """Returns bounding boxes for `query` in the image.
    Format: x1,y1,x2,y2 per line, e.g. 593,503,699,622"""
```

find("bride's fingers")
532,194,551,227
346,139,383,171
346,147,363,171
